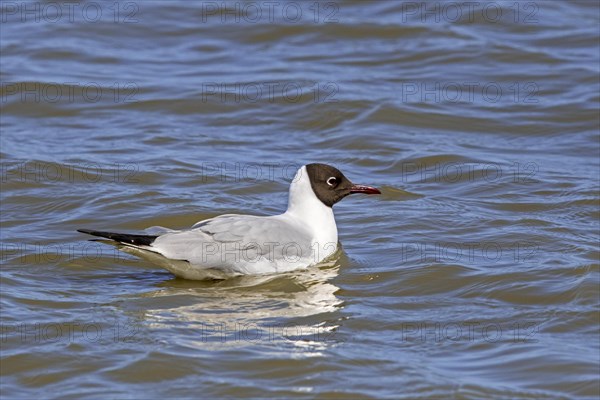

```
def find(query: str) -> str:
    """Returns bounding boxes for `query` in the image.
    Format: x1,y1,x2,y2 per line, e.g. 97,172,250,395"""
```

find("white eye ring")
326,177,337,186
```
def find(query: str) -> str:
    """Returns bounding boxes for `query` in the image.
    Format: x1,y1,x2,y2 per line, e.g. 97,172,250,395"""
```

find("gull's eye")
326,177,337,186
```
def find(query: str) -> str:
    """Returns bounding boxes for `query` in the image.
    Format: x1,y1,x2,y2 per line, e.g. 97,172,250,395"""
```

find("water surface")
1,1,599,398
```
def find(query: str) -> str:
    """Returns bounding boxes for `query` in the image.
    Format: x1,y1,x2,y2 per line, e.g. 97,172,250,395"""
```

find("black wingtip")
77,229,157,247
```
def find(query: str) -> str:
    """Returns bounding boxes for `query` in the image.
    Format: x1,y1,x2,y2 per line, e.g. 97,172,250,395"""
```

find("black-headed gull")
78,163,380,279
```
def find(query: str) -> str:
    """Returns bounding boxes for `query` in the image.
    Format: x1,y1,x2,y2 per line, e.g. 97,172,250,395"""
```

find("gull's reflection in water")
120,253,347,353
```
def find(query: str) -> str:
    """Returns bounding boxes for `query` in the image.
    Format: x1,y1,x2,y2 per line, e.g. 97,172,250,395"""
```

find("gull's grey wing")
150,214,314,273
145,225,177,235
192,214,261,244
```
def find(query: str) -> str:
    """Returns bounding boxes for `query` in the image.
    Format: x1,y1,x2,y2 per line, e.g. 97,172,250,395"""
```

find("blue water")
1,1,599,398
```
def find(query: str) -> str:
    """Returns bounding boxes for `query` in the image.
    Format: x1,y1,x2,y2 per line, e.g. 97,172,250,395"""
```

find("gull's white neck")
284,166,338,248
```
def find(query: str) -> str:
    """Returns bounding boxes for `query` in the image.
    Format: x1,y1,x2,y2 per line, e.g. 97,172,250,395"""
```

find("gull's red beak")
349,184,381,195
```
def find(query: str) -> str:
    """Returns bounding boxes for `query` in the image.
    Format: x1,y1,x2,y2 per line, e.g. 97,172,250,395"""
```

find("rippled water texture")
1,1,599,398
